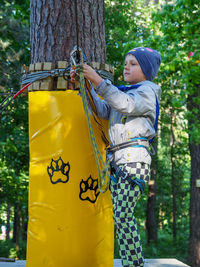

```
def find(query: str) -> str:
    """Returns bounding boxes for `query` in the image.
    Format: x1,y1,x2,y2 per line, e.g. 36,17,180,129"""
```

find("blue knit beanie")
126,47,161,81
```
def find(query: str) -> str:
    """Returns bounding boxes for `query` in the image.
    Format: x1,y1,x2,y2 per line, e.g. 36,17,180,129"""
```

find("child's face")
123,54,146,84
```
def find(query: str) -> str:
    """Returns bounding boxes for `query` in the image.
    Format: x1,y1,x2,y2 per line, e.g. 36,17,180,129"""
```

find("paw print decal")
79,176,100,203
47,157,70,184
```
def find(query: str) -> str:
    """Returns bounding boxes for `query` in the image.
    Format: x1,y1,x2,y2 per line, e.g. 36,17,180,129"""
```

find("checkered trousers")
110,162,150,267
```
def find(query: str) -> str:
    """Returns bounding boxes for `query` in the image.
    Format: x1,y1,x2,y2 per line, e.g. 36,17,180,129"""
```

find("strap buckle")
121,170,128,179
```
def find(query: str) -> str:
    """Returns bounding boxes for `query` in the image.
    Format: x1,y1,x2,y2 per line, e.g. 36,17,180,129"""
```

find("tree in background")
151,0,200,265
0,0,29,257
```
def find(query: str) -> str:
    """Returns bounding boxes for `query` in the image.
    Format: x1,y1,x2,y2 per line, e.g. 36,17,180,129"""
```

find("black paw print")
47,157,70,184
79,175,100,203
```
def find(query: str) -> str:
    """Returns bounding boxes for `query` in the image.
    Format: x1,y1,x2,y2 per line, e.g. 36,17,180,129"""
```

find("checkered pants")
110,162,150,267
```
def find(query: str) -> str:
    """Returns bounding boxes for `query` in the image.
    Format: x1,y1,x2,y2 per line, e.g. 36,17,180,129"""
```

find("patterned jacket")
90,79,161,165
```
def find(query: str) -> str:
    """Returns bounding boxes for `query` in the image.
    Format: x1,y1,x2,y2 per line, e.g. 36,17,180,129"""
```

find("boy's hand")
70,68,78,84
70,64,103,87
83,64,103,87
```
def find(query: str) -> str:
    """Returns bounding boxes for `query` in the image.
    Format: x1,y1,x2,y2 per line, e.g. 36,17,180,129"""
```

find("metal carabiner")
62,46,81,81
70,45,81,67
70,45,87,67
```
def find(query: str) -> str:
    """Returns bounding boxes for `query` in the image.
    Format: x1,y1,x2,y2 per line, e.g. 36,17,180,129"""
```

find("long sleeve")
89,88,111,119
95,79,156,117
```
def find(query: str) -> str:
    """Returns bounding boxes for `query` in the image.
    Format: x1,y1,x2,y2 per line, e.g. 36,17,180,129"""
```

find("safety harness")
107,138,148,194
106,84,160,194
109,159,146,194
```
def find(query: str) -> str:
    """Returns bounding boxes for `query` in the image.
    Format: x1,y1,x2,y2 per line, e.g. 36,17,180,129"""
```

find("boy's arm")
72,64,156,117
82,65,111,119
89,88,111,119
81,64,155,117
70,65,110,119
95,79,156,117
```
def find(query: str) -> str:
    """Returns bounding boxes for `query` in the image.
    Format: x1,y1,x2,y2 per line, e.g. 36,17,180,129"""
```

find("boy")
71,47,161,267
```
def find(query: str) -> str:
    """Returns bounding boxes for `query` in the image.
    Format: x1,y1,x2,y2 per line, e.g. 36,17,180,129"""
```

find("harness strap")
107,137,149,154
110,160,146,194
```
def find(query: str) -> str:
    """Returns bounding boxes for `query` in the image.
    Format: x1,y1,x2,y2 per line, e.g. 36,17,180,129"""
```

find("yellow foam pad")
27,91,114,267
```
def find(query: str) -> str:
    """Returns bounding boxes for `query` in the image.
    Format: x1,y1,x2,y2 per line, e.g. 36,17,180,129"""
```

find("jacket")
90,79,161,165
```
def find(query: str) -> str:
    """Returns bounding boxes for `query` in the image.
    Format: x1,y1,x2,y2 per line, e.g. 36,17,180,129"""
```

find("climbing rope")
71,0,110,192
84,78,110,147
75,49,110,193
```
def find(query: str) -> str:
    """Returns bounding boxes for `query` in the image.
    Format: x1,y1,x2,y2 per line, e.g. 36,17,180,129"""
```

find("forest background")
0,0,200,266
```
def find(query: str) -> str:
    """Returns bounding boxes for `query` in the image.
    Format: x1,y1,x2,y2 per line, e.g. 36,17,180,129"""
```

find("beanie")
126,47,161,81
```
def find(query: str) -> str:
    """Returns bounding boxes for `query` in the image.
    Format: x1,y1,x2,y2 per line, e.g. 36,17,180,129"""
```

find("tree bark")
187,90,200,267
22,206,28,241
188,142,200,266
170,110,177,241
6,203,11,241
145,0,159,4
13,204,20,250
30,0,106,64
146,139,158,243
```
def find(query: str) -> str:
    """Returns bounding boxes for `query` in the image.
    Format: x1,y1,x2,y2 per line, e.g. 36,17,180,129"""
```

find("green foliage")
0,0,29,253
0,0,30,191
141,230,189,264
0,0,30,90
151,0,200,144
105,0,193,262
0,239,26,259
105,0,156,84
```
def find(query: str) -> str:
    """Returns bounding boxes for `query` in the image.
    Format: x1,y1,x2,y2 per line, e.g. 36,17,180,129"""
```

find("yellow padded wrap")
27,91,114,267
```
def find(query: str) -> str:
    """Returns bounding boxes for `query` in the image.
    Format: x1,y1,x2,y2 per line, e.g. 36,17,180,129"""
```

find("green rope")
78,52,110,193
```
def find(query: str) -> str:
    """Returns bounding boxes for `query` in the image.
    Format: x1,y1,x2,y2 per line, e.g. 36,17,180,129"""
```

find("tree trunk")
30,0,106,64
22,206,28,241
170,110,177,241
13,204,20,250
188,141,200,267
187,90,200,267
146,139,158,243
145,0,159,5
6,203,11,241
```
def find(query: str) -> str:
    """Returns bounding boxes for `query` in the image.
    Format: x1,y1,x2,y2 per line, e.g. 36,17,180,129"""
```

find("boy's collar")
117,80,157,92
116,82,142,92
